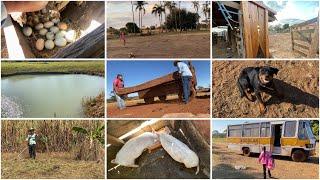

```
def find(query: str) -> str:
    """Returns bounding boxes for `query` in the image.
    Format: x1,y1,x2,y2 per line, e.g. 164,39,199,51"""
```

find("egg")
44,21,54,28
55,30,66,39
54,38,67,47
51,18,60,24
32,16,40,24
46,32,55,40
35,38,45,51
45,40,55,49
58,22,68,30
41,8,48,14
50,26,59,34
39,28,48,36
35,23,44,30
65,30,76,43
22,27,32,36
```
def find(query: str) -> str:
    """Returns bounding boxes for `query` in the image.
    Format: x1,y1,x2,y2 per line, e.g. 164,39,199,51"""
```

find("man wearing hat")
26,128,37,159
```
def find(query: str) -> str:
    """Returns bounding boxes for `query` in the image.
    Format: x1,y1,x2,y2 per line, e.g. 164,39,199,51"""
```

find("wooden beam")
241,1,253,58
107,134,125,146
221,1,240,10
309,14,319,57
52,23,105,58
3,17,35,59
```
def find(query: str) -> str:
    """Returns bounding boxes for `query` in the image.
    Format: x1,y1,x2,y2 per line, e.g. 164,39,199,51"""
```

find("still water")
1,74,104,118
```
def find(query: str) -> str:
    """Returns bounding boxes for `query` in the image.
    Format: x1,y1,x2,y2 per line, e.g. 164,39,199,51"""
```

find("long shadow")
241,153,319,165
265,79,319,108
212,163,261,179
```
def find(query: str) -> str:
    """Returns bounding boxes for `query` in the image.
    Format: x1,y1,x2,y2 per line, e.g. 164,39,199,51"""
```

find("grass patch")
1,61,105,76
82,92,105,118
212,137,226,143
1,152,104,179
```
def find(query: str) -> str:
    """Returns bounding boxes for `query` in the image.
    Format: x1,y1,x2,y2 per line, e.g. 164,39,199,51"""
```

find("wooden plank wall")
290,16,319,57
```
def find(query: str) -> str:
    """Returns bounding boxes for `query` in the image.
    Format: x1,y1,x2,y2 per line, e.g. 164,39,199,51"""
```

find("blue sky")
213,120,262,133
264,0,319,25
106,60,210,98
107,1,209,28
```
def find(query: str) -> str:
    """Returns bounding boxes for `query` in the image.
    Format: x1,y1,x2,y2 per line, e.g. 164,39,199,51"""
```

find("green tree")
152,4,165,31
192,1,200,29
311,120,319,140
125,22,140,33
135,1,148,29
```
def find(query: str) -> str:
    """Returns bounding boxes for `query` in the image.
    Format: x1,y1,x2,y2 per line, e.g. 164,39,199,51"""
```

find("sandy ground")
107,31,210,58
212,140,319,179
107,94,210,118
269,33,319,59
1,152,104,179
212,60,319,118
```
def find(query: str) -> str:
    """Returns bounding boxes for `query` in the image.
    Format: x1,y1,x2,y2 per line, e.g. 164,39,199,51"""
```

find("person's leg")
28,145,32,158
120,95,126,108
33,145,36,159
115,94,123,109
268,169,272,178
181,76,188,103
263,164,267,179
186,76,191,101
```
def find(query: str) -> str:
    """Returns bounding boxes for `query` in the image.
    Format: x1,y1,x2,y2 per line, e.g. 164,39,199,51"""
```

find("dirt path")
1,152,104,179
107,31,210,58
107,95,210,118
212,141,319,179
212,60,319,118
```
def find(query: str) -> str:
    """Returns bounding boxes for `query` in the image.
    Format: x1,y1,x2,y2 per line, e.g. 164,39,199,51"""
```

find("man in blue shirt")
174,61,193,104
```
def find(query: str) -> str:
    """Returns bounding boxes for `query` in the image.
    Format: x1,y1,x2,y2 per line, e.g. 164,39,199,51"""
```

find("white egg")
65,30,76,43
55,30,66,39
35,38,45,51
39,28,48,36
50,26,59,34
22,27,32,36
54,38,67,47
44,21,54,28
35,23,43,30
45,40,55,49
46,32,55,40
51,18,60,24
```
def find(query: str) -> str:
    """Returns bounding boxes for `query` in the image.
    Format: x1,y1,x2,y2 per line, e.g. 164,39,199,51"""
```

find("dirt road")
1,153,104,179
107,95,210,118
212,60,319,118
107,31,210,58
212,140,319,179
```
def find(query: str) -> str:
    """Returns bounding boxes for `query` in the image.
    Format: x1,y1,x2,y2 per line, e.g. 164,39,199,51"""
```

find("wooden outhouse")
213,1,276,58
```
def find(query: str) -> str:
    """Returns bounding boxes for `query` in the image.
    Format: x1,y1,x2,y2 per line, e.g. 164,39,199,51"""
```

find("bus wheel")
291,149,307,162
242,147,251,156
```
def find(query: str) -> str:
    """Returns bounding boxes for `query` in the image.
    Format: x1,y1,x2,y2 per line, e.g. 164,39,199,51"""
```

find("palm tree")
152,4,165,32
135,1,148,30
131,1,136,33
164,1,177,31
202,1,210,29
192,1,200,30
178,1,181,32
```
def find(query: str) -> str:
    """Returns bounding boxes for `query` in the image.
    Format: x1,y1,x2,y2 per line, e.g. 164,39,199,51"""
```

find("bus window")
228,125,242,137
260,122,270,137
284,121,296,137
243,123,260,137
298,121,308,140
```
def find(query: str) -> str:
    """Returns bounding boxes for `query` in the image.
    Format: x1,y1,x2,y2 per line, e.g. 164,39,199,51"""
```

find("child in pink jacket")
259,146,275,179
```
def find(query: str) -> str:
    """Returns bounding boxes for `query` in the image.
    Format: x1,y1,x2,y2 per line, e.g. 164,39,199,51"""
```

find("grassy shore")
1,61,105,77
1,61,105,118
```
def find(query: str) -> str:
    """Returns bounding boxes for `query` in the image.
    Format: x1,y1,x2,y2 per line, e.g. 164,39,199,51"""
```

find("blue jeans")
182,76,192,103
115,94,126,109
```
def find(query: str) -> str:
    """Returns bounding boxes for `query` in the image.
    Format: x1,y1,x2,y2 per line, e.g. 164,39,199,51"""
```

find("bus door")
271,122,283,154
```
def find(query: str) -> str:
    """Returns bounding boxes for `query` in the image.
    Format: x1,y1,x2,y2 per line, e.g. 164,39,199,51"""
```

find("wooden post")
241,1,253,58
308,13,319,57
265,9,270,58
290,27,294,51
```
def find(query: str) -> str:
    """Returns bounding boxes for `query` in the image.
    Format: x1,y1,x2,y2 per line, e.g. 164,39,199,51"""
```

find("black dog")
237,66,283,114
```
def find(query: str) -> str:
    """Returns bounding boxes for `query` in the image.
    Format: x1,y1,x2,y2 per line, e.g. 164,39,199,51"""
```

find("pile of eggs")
22,9,76,51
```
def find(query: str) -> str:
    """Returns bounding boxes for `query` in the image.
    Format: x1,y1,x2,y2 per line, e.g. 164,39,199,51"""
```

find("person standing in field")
174,61,193,104
113,74,126,110
119,31,126,46
26,128,37,159
258,146,275,179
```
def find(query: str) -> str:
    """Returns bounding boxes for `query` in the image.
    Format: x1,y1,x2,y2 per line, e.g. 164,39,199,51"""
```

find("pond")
1,74,104,118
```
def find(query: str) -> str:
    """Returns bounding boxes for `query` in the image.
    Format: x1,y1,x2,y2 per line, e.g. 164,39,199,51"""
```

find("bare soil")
1,152,104,179
212,60,319,118
212,140,319,179
107,94,210,118
269,33,319,58
107,31,210,58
